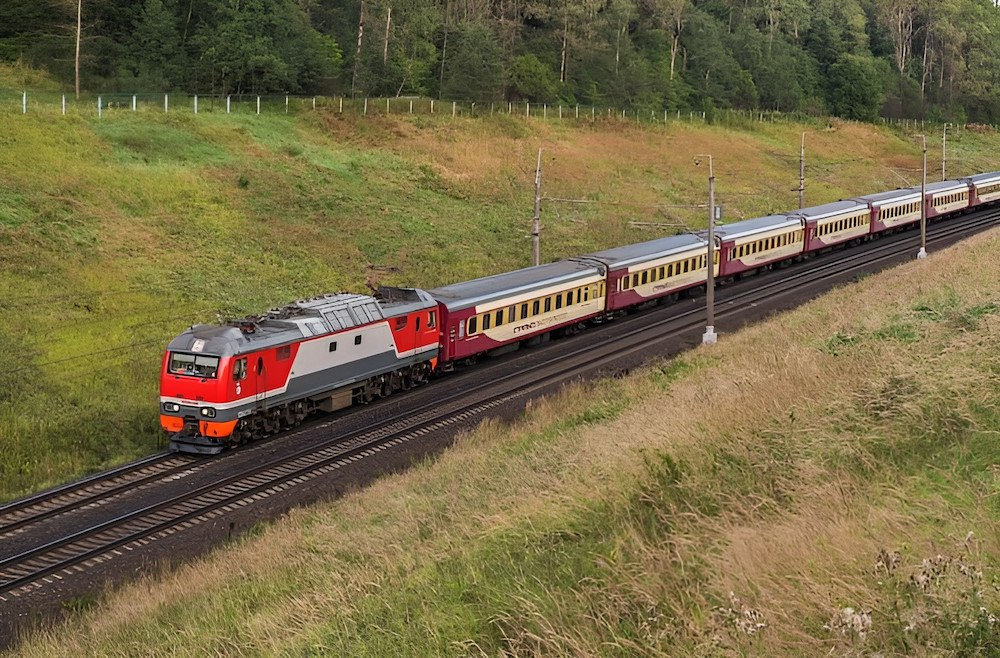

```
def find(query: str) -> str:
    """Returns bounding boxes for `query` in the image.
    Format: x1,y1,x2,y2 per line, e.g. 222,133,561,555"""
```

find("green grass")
2,66,1000,501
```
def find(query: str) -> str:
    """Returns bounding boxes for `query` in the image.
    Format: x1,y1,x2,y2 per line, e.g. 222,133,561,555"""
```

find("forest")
2,0,1000,123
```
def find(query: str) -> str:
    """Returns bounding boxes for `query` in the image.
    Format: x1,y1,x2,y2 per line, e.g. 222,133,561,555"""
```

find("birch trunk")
351,1,365,96
560,21,568,83
670,33,679,80
383,5,391,64
920,27,930,102
74,0,82,100
615,23,621,76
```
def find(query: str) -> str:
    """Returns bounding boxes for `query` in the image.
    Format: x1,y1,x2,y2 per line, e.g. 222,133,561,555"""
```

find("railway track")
0,208,997,599
0,453,199,537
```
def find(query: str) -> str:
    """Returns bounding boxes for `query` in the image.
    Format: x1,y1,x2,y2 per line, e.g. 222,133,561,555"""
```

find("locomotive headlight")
162,402,180,413
200,407,216,418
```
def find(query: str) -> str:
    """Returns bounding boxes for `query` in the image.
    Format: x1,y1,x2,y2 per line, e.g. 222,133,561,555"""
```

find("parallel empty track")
0,454,199,537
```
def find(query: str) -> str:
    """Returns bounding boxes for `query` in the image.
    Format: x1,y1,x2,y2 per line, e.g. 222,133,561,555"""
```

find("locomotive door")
254,356,267,410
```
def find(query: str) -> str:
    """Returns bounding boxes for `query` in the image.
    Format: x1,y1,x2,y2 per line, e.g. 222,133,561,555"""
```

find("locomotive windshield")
168,352,220,379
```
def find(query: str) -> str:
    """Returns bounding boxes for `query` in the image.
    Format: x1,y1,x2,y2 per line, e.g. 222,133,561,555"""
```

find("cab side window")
233,358,248,381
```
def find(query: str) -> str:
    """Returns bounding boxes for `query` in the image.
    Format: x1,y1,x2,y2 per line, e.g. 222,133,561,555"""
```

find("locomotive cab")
159,327,245,454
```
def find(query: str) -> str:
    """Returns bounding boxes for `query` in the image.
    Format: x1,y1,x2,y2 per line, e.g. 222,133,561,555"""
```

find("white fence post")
430,99,434,113
22,91,26,114
62,94,66,115
452,101,456,117
364,97,368,115
312,96,316,110
558,105,562,119
132,94,137,111
226,95,231,113
98,96,102,119
285,95,289,113
386,97,390,114
257,96,261,114
543,103,547,119
339,97,343,113
526,102,530,118
409,99,413,114
194,94,198,114
164,93,168,113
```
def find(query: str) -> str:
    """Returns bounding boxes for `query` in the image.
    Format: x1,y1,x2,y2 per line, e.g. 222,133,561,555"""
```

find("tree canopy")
2,0,1000,122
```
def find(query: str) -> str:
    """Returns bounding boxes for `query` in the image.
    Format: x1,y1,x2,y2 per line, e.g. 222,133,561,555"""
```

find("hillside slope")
2,65,1000,500
16,223,1000,656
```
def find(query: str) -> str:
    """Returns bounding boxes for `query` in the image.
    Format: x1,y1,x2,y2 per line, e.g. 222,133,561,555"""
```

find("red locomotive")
161,288,438,453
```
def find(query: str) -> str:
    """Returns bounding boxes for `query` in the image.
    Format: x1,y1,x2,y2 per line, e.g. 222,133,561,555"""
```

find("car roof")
580,233,706,269
713,214,800,241
789,200,868,220
924,179,968,193
428,260,605,312
855,188,922,204
966,171,1000,185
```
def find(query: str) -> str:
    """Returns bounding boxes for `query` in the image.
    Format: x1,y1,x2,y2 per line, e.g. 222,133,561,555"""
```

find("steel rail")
0,454,199,535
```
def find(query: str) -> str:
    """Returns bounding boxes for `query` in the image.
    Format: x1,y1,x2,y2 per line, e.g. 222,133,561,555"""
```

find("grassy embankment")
16,216,1000,656
2,61,1000,501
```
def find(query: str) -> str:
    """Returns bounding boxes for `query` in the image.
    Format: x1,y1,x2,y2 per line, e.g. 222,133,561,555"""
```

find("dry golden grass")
312,112,940,235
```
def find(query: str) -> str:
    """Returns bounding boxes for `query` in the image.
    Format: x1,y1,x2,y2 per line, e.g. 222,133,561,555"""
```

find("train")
160,171,1000,454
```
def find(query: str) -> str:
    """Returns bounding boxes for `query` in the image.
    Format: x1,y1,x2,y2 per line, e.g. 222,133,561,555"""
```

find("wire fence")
2,88,870,130
1,89,990,160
